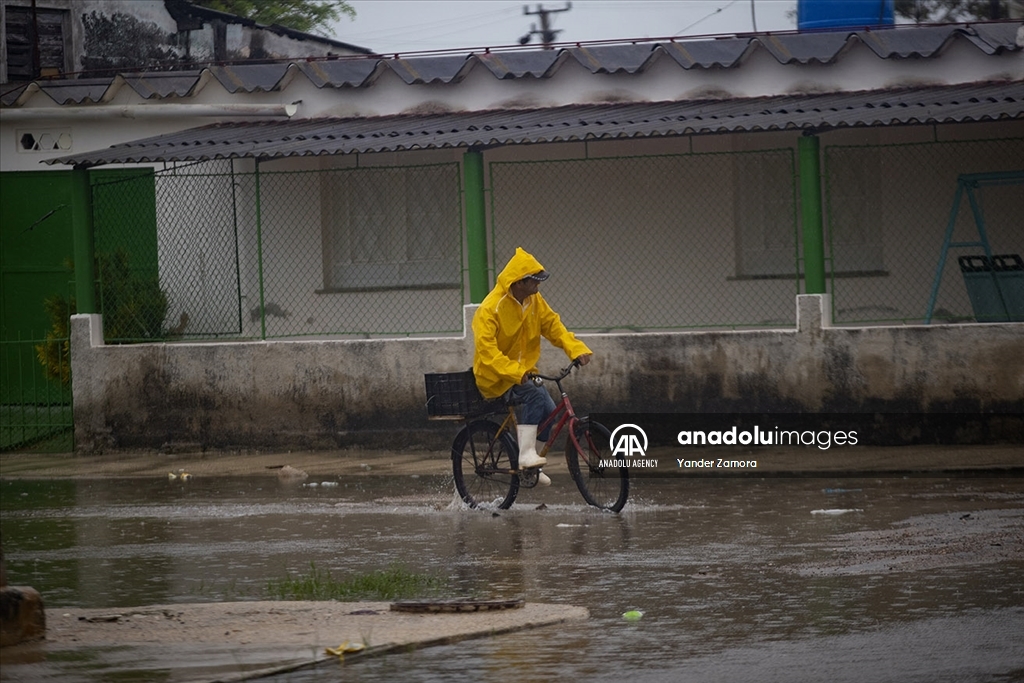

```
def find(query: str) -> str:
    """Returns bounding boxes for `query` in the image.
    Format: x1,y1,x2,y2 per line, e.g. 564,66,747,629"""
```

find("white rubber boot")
516,425,547,469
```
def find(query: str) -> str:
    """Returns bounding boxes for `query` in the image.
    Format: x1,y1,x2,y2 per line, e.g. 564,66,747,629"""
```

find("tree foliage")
190,0,355,37
894,0,1011,23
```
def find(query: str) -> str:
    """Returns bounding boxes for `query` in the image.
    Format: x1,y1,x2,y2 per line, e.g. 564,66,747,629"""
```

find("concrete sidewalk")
0,600,588,681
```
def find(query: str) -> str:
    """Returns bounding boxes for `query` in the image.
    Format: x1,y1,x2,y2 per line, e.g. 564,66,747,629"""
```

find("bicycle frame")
487,362,582,471
450,359,629,511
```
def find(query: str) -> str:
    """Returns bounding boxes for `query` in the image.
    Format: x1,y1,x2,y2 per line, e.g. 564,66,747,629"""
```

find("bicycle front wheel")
452,420,520,509
567,418,629,512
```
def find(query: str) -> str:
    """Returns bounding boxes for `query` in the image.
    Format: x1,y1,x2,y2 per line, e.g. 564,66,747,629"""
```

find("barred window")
320,164,461,291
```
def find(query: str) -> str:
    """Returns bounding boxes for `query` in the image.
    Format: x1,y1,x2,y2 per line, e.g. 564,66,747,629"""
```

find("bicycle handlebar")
529,357,583,383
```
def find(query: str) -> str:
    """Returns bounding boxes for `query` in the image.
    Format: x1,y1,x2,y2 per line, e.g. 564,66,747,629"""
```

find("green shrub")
35,249,171,383
96,249,168,341
35,293,75,385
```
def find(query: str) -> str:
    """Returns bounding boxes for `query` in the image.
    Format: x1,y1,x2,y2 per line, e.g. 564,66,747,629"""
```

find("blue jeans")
508,381,556,441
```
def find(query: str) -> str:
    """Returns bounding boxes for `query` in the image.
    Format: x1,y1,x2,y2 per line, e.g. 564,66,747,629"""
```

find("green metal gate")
0,170,77,452
1,335,73,452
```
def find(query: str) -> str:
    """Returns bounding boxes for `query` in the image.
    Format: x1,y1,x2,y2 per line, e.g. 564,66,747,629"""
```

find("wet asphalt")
1,464,1022,682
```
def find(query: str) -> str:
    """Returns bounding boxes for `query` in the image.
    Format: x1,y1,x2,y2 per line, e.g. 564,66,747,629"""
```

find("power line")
674,0,739,36
340,3,521,48
336,1,790,54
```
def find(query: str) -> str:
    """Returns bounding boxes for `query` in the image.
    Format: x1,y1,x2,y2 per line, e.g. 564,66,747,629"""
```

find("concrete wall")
69,295,1024,454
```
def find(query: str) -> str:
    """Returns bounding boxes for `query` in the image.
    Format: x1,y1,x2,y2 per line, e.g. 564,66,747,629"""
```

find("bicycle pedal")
520,469,539,488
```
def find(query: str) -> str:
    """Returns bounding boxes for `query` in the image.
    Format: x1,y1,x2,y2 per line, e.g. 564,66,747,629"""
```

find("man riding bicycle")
472,247,593,487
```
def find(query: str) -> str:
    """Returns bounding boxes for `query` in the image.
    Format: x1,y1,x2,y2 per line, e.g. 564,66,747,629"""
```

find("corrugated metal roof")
1,83,29,105
570,44,658,73
858,24,962,57
476,50,564,79
295,59,383,88
48,81,1024,167
208,64,292,93
662,37,754,68
970,21,1021,51
29,78,117,105
5,22,1019,107
122,71,203,99
757,32,854,64
387,55,475,84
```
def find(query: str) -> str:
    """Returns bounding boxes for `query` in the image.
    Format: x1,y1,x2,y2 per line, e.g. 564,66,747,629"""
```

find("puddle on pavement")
1,472,1023,682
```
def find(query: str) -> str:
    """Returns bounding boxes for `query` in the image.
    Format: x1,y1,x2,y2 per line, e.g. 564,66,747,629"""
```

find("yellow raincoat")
473,248,592,399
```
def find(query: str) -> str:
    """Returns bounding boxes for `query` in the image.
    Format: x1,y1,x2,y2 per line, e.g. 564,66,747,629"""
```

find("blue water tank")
797,0,895,31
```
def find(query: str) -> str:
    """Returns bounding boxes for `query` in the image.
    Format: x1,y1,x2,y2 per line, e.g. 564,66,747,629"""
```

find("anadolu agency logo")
603,424,658,469
610,423,647,456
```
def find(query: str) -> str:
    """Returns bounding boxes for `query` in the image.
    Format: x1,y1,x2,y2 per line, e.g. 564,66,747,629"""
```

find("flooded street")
2,468,1022,682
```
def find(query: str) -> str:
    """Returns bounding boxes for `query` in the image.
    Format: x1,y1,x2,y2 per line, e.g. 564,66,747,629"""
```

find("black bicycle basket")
424,370,502,419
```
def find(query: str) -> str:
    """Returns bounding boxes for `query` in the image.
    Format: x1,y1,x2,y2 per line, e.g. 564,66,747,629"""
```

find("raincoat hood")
472,247,591,400
495,247,547,293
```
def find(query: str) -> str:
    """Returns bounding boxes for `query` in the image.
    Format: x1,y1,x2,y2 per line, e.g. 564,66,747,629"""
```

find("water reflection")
1,474,1022,681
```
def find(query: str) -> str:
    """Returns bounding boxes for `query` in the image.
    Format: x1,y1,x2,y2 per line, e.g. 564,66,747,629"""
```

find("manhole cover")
389,598,525,613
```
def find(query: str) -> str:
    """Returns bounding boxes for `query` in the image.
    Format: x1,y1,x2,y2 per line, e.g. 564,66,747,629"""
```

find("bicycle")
443,359,629,512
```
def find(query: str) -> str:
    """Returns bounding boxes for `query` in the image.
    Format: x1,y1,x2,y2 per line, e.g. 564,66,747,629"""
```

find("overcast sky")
333,1,799,54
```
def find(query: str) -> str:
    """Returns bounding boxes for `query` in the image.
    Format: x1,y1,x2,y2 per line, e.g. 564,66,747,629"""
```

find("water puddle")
2,473,1022,681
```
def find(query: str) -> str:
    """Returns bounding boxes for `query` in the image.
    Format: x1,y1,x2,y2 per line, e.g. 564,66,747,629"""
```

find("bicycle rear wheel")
452,420,520,509
567,418,629,512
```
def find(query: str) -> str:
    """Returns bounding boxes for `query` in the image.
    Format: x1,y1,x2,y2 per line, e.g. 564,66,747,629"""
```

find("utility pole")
519,3,572,49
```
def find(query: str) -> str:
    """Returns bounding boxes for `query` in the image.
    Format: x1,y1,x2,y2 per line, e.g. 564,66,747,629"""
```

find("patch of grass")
266,562,448,601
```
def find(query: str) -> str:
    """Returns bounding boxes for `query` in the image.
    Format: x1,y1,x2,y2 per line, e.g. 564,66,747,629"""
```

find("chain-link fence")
84,137,1020,342
824,138,1024,325
91,159,466,342
489,149,801,331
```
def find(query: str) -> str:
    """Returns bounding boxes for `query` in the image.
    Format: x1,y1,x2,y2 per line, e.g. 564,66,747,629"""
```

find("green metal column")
70,165,97,313
798,134,826,295
463,149,489,303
